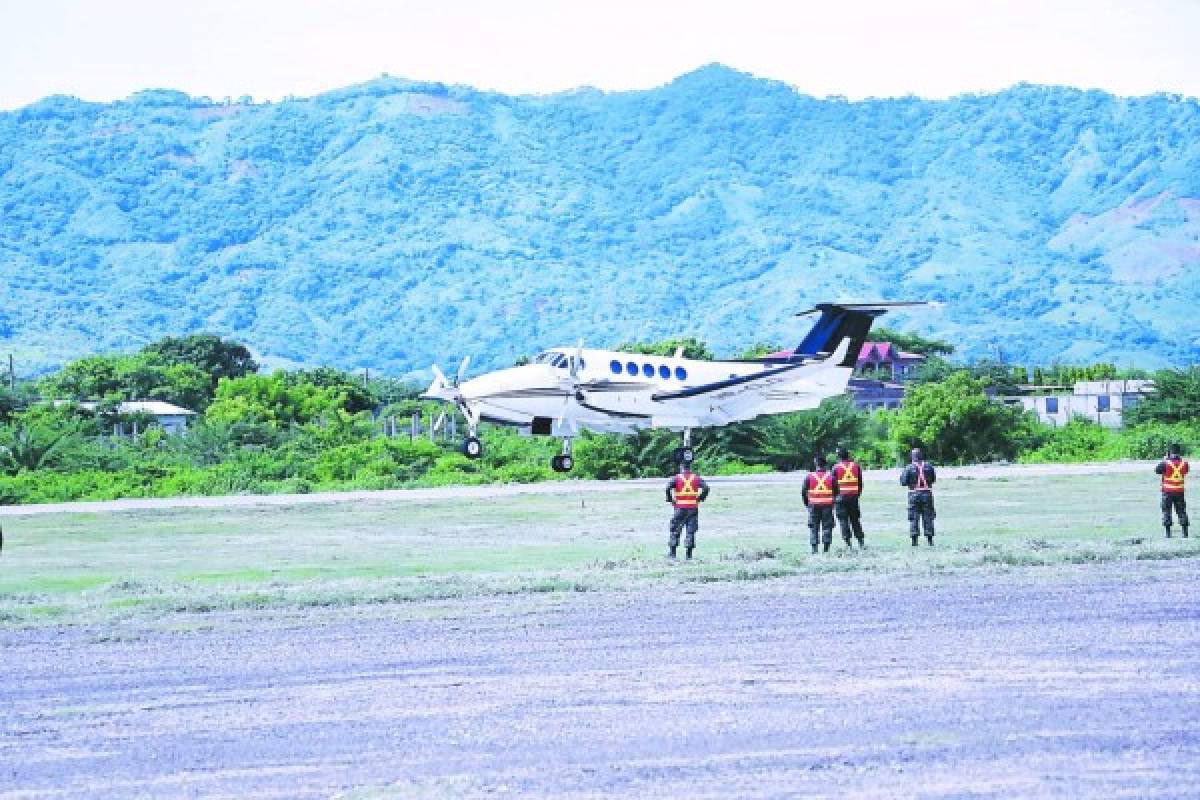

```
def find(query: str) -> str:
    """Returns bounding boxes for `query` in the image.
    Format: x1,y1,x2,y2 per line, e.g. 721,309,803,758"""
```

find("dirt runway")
3,559,1199,798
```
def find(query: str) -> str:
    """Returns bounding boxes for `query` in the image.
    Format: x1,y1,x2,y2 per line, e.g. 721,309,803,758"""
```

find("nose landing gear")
671,428,695,465
461,435,483,459
460,406,484,459
551,438,574,473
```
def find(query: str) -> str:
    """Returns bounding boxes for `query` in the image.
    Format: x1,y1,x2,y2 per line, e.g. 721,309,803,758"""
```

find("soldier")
900,448,937,546
1155,443,1189,538
666,460,710,560
802,454,839,554
833,446,866,548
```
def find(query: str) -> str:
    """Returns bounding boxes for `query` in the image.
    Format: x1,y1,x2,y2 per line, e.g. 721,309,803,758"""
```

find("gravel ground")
3,558,1199,799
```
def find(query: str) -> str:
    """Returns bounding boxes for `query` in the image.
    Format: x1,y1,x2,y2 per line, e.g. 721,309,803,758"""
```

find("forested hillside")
2,64,1199,376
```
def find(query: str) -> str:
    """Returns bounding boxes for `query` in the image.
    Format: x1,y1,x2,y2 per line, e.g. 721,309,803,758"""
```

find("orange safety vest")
1162,458,1189,494
912,462,932,491
806,470,835,506
673,472,702,508
834,460,862,497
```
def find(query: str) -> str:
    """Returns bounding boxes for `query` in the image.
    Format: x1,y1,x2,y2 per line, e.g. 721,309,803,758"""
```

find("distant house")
849,342,925,411
763,340,926,410
76,400,198,435
855,342,925,382
1004,380,1156,429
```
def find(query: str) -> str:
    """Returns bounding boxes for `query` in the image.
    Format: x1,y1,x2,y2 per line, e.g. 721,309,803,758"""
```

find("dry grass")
2,468,1196,626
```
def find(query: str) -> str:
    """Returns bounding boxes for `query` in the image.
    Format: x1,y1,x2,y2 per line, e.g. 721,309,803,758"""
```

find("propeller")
422,356,471,401
569,339,583,381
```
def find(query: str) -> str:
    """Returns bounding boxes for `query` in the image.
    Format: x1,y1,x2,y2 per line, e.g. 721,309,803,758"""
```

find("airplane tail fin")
790,302,926,367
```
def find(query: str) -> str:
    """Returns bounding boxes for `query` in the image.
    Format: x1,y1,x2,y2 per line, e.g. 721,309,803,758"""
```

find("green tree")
38,353,213,411
0,410,85,474
890,372,1038,464
283,367,377,413
729,397,865,471
870,327,955,356
140,334,259,391
1124,367,1200,426
909,355,958,384
0,386,18,421
205,372,348,430
616,337,714,360
735,342,786,359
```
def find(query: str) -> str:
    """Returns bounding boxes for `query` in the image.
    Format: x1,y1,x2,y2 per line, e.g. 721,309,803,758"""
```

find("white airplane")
422,302,922,472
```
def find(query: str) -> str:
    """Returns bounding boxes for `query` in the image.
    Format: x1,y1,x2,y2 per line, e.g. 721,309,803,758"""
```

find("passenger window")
675,366,688,381
626,361,638,376
642,363,655,377
610,360,622,375
658,365,670,379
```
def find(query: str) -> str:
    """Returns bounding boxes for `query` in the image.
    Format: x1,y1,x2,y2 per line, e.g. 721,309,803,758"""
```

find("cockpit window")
534,351,578,369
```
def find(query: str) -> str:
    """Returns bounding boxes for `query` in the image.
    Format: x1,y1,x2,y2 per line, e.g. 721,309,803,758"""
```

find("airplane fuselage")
456,345,852,436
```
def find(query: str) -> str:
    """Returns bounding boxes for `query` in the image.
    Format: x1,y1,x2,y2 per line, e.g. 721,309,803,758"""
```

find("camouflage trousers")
1162,493,1189,529
907,491,935,537
835,495,865,543
669,507,700,549
808,504,835,548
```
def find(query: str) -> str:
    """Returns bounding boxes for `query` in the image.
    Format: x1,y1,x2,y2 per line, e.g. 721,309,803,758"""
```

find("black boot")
856,534,865,548
926,534,934,546
1165,526,1173,539
911,535,919,547
1184,527,1190,539
843,536,854,549
823,541,830,553
685,546,694,560
811,544,818,554
667,544,678,559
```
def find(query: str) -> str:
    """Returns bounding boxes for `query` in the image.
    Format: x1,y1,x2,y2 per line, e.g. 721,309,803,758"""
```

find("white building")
1011,380,1156,428
75,400,198,435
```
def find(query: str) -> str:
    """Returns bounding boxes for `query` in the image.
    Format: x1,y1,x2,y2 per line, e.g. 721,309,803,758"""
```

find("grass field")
2,466,1197,627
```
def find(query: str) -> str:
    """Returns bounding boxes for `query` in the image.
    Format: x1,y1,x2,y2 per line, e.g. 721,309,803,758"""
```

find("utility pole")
7,354,13,392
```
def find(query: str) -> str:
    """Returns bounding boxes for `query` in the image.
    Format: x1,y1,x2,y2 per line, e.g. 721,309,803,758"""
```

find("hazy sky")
2,0,1199,110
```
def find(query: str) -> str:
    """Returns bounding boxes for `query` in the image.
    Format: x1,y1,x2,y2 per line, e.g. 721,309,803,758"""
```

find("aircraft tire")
559,455,574,472
461,436,484,459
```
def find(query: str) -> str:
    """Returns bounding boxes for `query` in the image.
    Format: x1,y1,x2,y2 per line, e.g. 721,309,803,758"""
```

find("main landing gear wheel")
461,436,484,459
551,454,575,473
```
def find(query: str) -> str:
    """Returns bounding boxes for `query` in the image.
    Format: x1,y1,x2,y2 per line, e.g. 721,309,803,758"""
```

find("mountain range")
2,64,1199,378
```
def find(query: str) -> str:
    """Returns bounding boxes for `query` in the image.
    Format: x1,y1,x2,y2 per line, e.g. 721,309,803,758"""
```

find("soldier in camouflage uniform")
802,454,840,554
666,462,710,560
900,448,937,546
1155,443,1189,538
833,446,866,548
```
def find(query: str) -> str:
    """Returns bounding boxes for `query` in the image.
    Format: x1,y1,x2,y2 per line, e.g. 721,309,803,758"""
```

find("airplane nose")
460,365,553,400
